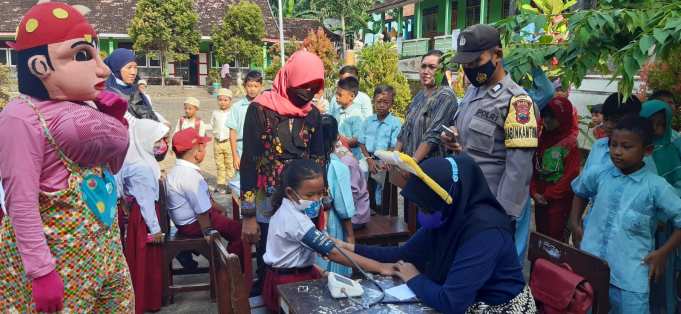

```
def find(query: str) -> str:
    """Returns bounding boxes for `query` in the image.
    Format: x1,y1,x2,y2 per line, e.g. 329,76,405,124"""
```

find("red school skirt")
124,200,163,314
262,265,321,312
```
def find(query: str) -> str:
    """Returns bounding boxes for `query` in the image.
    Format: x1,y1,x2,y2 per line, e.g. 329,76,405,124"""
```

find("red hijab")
539,96,579,151
254,50,324,117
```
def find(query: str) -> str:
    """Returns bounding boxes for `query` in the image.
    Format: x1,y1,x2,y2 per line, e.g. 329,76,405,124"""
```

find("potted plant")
207,68,221,94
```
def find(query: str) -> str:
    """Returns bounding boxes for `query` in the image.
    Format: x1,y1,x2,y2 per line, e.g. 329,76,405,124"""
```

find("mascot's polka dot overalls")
0,97,134,313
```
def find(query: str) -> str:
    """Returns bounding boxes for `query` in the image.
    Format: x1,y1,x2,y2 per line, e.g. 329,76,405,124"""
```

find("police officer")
441,24,539,257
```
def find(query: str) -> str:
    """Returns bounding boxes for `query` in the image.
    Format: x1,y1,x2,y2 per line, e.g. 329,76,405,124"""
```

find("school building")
366,0,514,58
0,0,338,86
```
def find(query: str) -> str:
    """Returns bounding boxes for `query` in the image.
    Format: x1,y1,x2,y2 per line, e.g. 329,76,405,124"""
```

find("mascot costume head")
9,1,121,111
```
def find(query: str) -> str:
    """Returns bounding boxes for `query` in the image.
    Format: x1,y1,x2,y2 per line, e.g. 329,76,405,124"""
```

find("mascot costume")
0,1,134,312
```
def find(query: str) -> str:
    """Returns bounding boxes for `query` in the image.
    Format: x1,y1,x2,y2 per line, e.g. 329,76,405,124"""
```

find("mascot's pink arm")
0,97,128,279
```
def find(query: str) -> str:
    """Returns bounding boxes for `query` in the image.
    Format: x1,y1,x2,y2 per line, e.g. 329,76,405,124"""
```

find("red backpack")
530,258,594,314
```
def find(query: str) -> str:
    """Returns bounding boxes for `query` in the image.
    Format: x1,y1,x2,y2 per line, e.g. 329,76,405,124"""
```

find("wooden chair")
528,231,610,314
356,169,411,246
212,235,250,314
230,191,254,298
158,180,215,305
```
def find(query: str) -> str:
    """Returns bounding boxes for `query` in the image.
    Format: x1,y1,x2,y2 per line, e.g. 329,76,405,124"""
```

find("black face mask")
287,87,315,107
464,60,497,87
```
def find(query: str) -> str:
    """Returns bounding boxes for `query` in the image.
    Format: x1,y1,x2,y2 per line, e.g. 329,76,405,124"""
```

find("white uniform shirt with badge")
210,109,232,142
165,159,213,226
453,74,539,218
263,198,318,269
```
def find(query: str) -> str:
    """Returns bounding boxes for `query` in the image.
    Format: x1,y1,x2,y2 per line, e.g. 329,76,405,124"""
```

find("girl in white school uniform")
261,159,395,312
116,118,170,314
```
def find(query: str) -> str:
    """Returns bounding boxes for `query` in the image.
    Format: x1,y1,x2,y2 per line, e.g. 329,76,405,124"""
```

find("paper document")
385,284,416,301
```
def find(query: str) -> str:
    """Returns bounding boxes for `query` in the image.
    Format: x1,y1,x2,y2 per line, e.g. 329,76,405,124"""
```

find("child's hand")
378,263,397,277
533,194,548,206
569,223,583,248
644,249,668,283
367,158,378,174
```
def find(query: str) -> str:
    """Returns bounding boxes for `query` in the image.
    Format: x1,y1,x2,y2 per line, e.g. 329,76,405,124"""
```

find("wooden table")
278,276,438,314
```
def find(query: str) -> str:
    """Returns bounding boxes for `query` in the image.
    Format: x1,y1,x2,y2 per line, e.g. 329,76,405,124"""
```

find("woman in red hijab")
531,97,581,242
239,50,326,293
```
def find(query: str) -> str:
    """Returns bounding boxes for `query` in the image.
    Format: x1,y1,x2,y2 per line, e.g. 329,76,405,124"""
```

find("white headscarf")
124,118,169,180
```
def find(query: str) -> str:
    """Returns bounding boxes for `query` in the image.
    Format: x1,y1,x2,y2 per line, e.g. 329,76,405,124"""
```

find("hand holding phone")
440,125,462,154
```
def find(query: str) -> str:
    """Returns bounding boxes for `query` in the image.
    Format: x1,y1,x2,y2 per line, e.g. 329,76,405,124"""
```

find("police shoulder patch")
504,95,538,148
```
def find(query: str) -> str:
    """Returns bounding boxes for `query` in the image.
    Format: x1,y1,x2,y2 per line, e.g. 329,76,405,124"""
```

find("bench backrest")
212,236,249,314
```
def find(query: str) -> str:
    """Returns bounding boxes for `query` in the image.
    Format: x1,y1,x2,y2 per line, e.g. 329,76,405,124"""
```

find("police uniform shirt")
453,74,539,218
263,198,317,269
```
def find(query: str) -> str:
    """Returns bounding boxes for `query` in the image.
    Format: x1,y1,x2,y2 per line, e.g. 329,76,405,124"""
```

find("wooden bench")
528,231,610,314
212,235,250,314
229,190,254,298
158,180,215,305
356,169,411,246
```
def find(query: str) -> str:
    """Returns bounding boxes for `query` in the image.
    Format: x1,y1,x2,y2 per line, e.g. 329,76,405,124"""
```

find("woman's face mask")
417,209,446,229
153,138,168,161
287,87,316,107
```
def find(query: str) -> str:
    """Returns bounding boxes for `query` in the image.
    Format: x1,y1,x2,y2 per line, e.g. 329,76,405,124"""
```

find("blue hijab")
401,155,513,283
104,48,137,96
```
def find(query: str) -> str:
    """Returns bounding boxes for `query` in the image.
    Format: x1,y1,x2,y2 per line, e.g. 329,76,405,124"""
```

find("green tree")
357,42,412,118
494,0,681,96
212,1,266,68
310,0,374,53
264,39,301,79
303,28,340,92
128,0,200,86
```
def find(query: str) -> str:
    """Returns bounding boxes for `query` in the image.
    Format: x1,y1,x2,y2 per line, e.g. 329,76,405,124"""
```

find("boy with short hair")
333,76,364,159
328,65,373,119
175,96,209,136
211,88,235,193
227,70,263,173
569,116,681,314
359,84,402,209
165,128,243,258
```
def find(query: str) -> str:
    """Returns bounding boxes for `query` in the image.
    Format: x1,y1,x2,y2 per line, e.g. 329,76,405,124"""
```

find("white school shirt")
174,117,210,137
263,198,317,268
165,159,212,226
116,163,162,234
210,109,232,142
0,179,6,215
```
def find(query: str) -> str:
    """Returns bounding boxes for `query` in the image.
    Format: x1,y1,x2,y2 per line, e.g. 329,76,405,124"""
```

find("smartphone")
441,124,457,138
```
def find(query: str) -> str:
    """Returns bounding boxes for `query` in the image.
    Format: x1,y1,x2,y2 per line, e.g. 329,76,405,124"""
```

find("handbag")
530,258,594,314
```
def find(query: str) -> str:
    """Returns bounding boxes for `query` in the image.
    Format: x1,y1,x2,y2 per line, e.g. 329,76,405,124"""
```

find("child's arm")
359,143,378,174
341,218,355,244
645,230,681,283
327,247,395,276
229,129,240,170
568,195,587,248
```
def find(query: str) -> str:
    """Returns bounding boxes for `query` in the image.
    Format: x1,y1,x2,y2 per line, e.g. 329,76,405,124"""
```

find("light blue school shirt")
574,138,657,197
572,165,681,293
329,92,372,159
359,113,402,154
225,97,250,156
316,155,356,276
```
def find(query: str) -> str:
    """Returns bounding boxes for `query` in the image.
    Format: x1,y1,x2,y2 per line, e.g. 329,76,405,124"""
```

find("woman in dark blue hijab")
104,48,158,121
335,155,536,313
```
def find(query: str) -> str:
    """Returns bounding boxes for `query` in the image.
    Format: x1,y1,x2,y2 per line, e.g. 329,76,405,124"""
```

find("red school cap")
172,128,211,154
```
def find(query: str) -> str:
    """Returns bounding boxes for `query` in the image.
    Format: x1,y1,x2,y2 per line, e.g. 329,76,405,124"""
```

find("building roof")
281,18,341,42
0,0,281,40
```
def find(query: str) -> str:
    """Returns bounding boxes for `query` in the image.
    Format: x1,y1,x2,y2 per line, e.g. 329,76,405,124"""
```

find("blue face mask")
417,210,445,229
293,191,322,219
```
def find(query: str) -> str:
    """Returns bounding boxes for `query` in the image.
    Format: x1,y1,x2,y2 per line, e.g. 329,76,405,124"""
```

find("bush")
302,28,340,93
0,65,10,111
357,42,412,118
264,39,301,80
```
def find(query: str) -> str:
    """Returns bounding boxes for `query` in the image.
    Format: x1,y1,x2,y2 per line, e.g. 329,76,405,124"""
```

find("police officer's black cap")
452,24,502,64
